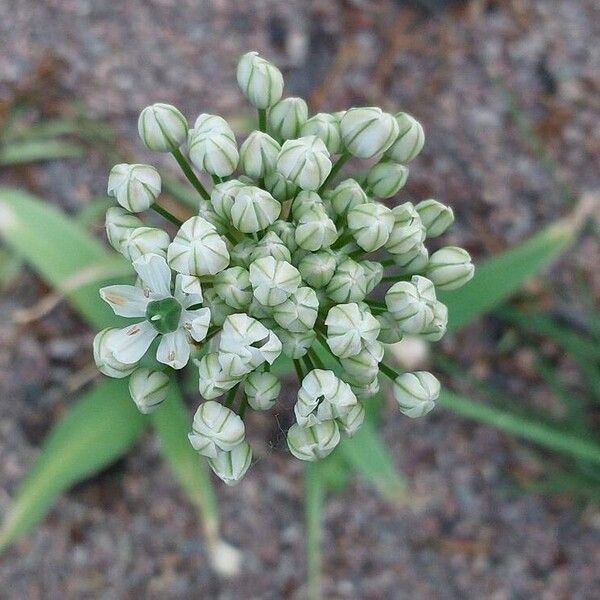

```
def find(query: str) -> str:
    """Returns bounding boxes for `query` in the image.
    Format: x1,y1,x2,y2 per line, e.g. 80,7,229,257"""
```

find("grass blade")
304,462,325,600
0,140,84,165
0,378,146,552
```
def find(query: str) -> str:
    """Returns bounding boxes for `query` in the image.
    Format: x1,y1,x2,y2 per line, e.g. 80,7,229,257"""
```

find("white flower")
273,286,319,332
188,400,246,458
298,250,337,289
239,131,281,179
248,256,301,307
340,107,399,159
287,421,341,461
230,186,281,233
300,113,342,154
325,303,380,358
385,112,425,164
267,97,308,140
188,114,239,177
277,329,316,359
236,51,284,109
138,103,188,152
347,202,394,252
197,352,241,399
99,253,211,370
105,207,143,255
337,402,365,436
365,161,408,199
276,136,332,192
128,368,170,413
208,440,253,486
393,371,440,418
294,207,338,251
121,226,170,261
327,178,369,216
385,275,436,335
415,199,454,238
426,246,474,290
244,371,281,410
340,340,383,385
107,164,161,213
213,266,253,310
167,216,230,276
325,258,368,304
210,179,245,219
386,202,426,256
250,231,291,263
93,328,139,378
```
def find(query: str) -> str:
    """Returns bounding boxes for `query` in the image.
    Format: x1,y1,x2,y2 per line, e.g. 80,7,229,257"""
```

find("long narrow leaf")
0,140,84,165
0,378,146,551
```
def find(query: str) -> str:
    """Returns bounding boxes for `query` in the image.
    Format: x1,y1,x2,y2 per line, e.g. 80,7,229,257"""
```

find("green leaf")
0,187,131,328
304,462,325,600
0,378,146,552
438,389,600,465
441,218,579,331
0,140,84,165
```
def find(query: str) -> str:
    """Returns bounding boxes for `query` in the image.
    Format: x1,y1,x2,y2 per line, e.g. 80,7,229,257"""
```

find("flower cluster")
94,51,474,486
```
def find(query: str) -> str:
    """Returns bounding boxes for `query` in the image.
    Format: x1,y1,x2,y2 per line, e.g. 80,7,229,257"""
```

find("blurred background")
1,0,599,597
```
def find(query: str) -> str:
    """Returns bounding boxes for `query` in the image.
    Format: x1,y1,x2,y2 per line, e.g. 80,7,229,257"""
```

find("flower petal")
109,321,159,364
183,307,211,342
99,284,149,317
133,253,172,297
175,274,203,307
157,329,190,370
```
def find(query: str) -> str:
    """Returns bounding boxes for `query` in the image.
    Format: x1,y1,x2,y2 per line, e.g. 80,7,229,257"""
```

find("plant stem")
224,385,238,409
238,393,248,419
293,359,304,382
381,258,395,267
151,203,183,226
258,108,267,132
304,462,324,600
319,150,351,194
171,148,210,200
379,361,399,382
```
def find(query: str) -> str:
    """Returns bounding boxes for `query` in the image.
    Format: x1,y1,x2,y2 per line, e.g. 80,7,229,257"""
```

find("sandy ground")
1,0,599,598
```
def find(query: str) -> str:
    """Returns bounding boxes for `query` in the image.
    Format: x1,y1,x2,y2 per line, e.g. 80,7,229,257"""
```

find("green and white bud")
277,328,316,359
264,172,298,203
340,107,399,159
138,103,188,152
239,131,281,179
229,238,257,269
287,421,340,461
393,371,440,418
107,164,161,213
376,311,404,344
202,288,235,327
325,302,380,358
93,328,138,378
197,353,241,400
167,216,229,276
385,275,436,334
339,340,383,386
267,220,297,253
347,202,394,252
208,440,252,486
415,199,454,238
337,401,365,436
426,246,474,290
365,161,408,199
230,185,281,234
244,371,281,411
291,190,324,220
250,231,291,263
326,258,368,303
386,203,426,256
210,179,245,219
298,250,337,288
123,226,170,261
300,113,342,154
421,300,448,342
267,97,308,141
128,368,169,413
276,136,332,192
188,114,239,177
327,178,369,216
359,260,383,294
295,207,338,251
393,243,429,275
105,207,143,254
273,286,319,332
249,256,301,307
188,400,246,458
236,51,284,109
351,379,380,400
385,112,424,164
213,266,253,310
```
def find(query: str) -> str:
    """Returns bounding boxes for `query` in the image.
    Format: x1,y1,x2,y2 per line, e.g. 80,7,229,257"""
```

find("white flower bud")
325,303,380,358
107,163,161,213
365,161,409,199
300,113,342,154
385,275,436,334
273,286,319,332
421,300,448,342
427,246,474,291
276,136,332,192
277,328,316,359
128,368,169,414
340,107,399,159
287,421,341,461
249,256,301,307
138,103,188,152
386,202,426,256
291,190,324,221
196,198,228,235
188,114,239,177
298,250,337,288
198,353,241,400
105,207,143,254
376,311,404,344
244,371,281,411
213,266,253,310
250,231,292,263
188,400,245,458
351,378,380,400
337,401,365,436
93,328,138,378
326,258,367,304
327,178,369,216
236,51,284,109
415,199,454,238
167,216,229,276
264,172,298,203
208,440,253,486
393,243,429,275
267,220,297,253
295,207,338,252
340,340,383,386
230,185,281,234
123,226,170,261
239,131,281,179
347,202,394,252
210,179,245,219
202,289,235,327
385,112,425,164
229,238,257,269
393,371,440,418
267,97,308,140
359,260,383,294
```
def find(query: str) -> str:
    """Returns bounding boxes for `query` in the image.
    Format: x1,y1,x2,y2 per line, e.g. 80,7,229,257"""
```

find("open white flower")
99,253,211,370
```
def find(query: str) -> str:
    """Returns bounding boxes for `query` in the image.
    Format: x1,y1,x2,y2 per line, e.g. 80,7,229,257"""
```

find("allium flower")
95,50,475,485
98,253,210,369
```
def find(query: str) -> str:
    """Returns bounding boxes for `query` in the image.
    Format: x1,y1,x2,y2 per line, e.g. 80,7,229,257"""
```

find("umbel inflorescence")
94,51,474,486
